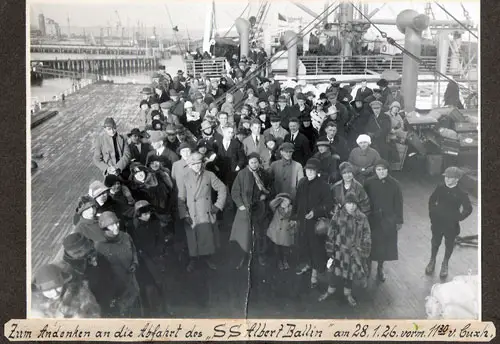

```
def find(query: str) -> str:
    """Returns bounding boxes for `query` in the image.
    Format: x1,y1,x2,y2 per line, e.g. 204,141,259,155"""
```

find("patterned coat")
331,179,371,215
178,168,227,257
31,281,101,318
325,207,371,282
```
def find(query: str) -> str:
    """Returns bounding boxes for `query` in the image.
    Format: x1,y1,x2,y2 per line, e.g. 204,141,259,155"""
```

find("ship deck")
30,83,479,319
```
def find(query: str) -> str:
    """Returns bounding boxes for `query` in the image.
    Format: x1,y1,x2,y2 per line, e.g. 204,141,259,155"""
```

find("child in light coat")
267,193,297,270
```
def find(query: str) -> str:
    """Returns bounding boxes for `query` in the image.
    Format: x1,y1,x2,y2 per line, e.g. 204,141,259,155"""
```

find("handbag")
314,217,330,236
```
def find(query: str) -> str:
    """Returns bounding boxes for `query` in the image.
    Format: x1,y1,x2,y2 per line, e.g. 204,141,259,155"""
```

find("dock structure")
30,84,478,319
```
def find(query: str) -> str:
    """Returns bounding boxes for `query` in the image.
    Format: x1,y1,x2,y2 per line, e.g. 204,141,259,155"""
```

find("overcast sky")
28,0,479,39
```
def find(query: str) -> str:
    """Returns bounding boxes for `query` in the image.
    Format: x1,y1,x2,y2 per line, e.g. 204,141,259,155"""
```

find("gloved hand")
185,217,193,226
210,204,220,214
128,263,137,273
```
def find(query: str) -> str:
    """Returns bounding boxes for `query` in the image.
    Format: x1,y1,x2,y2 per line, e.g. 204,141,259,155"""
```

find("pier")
30,83,478,319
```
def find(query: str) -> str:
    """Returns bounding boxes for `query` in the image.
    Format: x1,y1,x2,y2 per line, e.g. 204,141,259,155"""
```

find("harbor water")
29,55,185,104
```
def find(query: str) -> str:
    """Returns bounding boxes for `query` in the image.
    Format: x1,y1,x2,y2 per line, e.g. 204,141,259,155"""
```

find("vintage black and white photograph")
28,0,479,320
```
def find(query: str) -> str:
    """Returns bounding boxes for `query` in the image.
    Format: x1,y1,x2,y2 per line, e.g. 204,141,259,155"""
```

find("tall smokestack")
235,18,251,59
396,9,430,113
283,30,298,78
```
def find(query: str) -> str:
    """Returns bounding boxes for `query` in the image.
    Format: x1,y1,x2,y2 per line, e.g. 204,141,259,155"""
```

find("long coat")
92,133,132,175
313,151,340,185
364,175,403,261
293,176,334,270
230,166,272,253
269,159,304,200
364,113,392,161
95,232,140,314
325,207,371,283
178,168,227,257
31,281,101,318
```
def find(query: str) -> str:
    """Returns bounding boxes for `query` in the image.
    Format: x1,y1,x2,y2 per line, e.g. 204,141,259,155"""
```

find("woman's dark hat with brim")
63,233,95,259
139,100,150,109
376,79,389,88
304,157,321,171
141,87,154,95
127,128,143,138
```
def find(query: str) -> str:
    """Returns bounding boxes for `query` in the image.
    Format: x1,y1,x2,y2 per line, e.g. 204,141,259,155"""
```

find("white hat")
184,101,193,109
356,134,372,145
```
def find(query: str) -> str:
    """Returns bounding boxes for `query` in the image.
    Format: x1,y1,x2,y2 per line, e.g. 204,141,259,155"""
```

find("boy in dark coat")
426,166,473,278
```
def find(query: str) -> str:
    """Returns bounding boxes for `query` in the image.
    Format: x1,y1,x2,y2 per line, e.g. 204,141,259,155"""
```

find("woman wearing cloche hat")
293,157,335,289
31,263,101,318
363,159,404,282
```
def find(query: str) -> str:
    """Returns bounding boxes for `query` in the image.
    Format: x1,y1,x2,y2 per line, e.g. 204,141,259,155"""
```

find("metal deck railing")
298,55,442,75
184,57,227,78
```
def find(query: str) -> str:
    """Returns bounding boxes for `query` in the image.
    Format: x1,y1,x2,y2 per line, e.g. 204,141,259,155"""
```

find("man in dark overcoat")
128,128,152,166
364,100,392,161
292,158,334,288
363,159,403,282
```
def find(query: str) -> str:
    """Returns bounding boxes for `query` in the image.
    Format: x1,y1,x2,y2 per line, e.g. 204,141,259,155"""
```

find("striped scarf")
250,168,270,195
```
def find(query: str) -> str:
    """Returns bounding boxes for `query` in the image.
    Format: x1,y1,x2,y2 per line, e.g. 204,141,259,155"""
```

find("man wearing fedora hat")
426,166,473,278
269,142,304,200
376,78,393,113
93,117,132,178
128,128,152,166
146,131,179,171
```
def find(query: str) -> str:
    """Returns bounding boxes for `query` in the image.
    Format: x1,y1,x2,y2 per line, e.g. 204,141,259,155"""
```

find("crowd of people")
31,61,473,318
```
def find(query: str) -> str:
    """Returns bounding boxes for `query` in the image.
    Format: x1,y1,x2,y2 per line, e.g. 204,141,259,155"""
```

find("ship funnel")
396,10,430,113
283,30,298,78
235,18,251,60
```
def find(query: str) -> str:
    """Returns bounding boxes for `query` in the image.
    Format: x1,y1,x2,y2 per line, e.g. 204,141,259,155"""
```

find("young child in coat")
267,193,297,270
426,166,473,279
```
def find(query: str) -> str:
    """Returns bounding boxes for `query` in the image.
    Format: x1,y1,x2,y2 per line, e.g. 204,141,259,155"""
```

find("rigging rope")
223,3,251,38
350,2,475,96
433,2,478,39
164,4,186,56
213,1,342,107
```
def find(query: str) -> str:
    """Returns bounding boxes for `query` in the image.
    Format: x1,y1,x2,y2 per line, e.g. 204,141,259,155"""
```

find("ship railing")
185,57,227,79
30,79,95,113
298,55,442,76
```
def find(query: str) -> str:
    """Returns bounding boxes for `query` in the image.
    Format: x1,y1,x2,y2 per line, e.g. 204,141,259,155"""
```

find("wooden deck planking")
30,84,479,318
31,84,145,273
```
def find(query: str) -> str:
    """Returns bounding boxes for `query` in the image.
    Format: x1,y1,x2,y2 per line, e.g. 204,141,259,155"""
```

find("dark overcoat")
363,175,403,261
